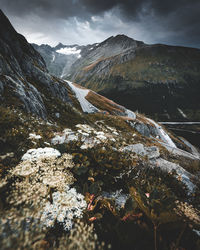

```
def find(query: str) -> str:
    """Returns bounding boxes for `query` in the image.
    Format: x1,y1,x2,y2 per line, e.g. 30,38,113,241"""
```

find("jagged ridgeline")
0,9,200,250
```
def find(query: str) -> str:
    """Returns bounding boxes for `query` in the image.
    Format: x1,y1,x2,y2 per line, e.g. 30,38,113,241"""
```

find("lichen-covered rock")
123,143,160,159
149,157,196,193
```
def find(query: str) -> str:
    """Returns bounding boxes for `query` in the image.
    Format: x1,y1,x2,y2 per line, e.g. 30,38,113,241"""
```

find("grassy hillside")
70,44,200,121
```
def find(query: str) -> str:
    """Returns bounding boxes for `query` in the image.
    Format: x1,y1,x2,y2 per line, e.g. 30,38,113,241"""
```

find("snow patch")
66,81,99,113
56,47,81,57
51,52,55,62
177,108,187,118
147,118,177,148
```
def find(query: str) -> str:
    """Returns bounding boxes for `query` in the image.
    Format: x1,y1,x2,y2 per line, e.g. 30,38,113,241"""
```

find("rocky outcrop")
123,143,160,159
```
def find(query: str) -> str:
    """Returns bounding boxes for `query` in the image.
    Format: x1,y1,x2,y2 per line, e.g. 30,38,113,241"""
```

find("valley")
161,122,200,148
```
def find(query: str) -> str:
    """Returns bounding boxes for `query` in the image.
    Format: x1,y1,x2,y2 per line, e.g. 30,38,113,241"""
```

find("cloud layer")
1,0,199,48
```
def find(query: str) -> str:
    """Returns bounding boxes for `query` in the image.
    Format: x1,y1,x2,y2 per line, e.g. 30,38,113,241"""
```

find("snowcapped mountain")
32,42,96,78
1,10,200,250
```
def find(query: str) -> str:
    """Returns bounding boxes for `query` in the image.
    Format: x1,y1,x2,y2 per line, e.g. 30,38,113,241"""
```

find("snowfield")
66,81,136,119
66,81,99,113
56,47,81,58
147,118,177,148
126,109,136,120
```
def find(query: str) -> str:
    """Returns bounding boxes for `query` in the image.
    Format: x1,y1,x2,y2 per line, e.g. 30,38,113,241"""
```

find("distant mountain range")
34,35,200,121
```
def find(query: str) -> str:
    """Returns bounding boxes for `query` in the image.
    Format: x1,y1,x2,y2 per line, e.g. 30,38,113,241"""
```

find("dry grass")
83,58,103,72
85,91,125,115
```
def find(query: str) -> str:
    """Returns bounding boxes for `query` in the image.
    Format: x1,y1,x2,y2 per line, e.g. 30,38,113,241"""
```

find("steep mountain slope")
0,10,200,250
0,10,74,119
32,42,96,78
68,35,200,121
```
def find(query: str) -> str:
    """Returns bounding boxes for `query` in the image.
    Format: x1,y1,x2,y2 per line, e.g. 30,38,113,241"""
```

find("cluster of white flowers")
51,124,118,150
28,133,42,140
41,186,87,231
9,153,75,207
21,147,61,161
51,129,78,145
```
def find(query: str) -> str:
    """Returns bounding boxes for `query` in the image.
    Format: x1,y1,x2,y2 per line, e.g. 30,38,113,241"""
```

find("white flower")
41,186,87,231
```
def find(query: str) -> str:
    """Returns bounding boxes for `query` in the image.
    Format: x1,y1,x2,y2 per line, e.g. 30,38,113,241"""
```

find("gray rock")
123,143,160,159
145,146,160,159
123,143,146,156
130,122,158,138
0,81,4,95
150,158,196,193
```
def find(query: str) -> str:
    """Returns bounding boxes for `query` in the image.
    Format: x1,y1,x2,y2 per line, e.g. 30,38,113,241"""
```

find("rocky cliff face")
0,10,72,118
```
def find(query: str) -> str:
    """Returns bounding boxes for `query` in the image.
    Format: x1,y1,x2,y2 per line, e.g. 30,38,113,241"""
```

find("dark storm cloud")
82,0,199,17
0,0,86,19
1,0,199,20
0,0,200,48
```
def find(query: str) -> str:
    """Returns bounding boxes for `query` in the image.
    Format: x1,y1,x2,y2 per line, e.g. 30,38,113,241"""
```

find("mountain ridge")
33,33,200,121
68,35,200,121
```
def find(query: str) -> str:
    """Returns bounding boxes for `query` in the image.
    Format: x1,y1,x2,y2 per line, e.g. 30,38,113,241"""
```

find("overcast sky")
1,0,200,48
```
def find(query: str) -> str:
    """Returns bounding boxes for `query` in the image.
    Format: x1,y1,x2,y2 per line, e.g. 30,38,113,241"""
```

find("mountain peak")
0,9,17,36
114,34,135,40
101,34,144,49
54,42,66,50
